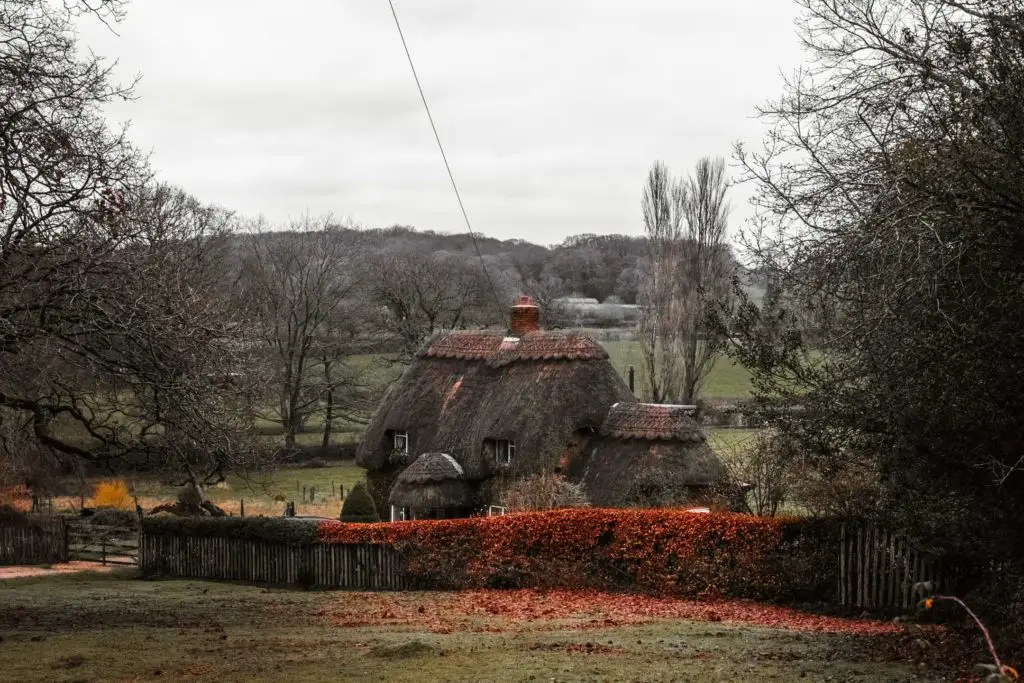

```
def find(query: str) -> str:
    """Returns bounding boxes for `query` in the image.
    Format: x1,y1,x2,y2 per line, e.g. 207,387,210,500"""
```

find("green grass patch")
601,340,753,399
0,571,940,682
125,463,364,501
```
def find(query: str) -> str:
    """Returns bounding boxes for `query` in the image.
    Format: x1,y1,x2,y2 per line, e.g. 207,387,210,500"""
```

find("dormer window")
485,439,515,467
391,430,408,454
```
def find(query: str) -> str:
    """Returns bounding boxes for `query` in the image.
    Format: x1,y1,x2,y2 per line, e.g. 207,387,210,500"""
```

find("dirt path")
0,561,118,580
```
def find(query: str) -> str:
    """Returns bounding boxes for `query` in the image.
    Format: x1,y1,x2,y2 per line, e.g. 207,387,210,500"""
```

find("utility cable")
386,0,507,326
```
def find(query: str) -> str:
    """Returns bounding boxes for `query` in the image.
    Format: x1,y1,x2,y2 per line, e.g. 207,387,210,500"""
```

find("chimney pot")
509,295,540,336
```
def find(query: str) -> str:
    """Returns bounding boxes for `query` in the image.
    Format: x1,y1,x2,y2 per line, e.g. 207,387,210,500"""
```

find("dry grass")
0,571,947,682
41,463,367,519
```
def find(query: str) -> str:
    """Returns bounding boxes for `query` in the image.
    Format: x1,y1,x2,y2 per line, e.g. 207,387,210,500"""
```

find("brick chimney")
509,295,540,337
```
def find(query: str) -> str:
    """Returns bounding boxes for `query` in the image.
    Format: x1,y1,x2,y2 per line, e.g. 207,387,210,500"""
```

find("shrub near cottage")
316,508,837,601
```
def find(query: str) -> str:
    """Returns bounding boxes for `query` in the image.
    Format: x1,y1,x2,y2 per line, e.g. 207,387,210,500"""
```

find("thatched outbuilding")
388,453,475,519
357,296,731,519
572,402,729,508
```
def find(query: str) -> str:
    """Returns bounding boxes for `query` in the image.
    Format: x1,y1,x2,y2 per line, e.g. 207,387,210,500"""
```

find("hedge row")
142,516,320,545
0,505,34,528
140,509,839,601
319,509,838,602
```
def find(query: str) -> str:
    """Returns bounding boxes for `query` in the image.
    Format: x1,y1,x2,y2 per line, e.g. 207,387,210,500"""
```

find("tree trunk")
282,395,297,449
321,359,334,449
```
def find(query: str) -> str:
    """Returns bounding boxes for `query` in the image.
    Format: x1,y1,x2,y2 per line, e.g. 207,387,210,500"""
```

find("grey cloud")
77,0,805,243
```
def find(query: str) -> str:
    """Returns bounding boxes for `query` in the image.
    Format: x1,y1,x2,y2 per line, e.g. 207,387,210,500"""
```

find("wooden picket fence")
838,524,945,609
0,516,68,565
138,534,409,590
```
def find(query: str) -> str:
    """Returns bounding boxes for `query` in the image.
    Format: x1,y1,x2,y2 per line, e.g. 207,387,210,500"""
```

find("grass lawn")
0,570,946,682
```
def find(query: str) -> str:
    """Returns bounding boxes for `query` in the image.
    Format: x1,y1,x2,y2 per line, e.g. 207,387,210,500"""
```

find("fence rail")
67,526,139,566
838,524,944,609
139,534,408,590
0,516,68,565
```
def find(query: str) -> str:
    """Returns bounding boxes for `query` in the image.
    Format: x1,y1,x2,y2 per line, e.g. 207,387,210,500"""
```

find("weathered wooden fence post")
240,499,245,518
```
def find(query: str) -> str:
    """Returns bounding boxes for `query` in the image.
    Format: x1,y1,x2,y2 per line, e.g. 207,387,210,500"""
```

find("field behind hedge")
44,463,367,519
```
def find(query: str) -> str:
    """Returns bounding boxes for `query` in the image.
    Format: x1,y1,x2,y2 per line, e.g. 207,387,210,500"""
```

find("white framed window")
487,505,507,517
485,439,515,467
392,430,408,453
390,505,411,522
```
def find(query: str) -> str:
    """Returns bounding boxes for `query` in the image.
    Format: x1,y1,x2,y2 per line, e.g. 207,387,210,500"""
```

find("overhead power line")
386,0,507,326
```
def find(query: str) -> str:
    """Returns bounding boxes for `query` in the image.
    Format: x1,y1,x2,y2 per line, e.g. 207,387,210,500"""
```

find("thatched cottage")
356,296,729,520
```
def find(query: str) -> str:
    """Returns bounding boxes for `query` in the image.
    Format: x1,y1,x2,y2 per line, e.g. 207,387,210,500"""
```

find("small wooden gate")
67,521,139,566
838,525,944,609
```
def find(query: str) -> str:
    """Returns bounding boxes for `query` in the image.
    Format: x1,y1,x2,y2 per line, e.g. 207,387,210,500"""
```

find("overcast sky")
77,1,805,246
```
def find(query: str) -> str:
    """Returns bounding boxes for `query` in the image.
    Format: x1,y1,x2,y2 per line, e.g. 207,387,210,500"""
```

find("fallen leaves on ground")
316,588,931,637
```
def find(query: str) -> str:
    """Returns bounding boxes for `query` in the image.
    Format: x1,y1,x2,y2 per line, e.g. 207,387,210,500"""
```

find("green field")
601,340,754,399
0,571,941,682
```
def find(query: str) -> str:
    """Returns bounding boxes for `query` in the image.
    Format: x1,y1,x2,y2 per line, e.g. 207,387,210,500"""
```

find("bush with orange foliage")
91,480,132,509
316,508,837,601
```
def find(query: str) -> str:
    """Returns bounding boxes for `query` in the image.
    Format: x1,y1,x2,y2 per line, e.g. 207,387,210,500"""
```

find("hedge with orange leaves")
317,509,837,601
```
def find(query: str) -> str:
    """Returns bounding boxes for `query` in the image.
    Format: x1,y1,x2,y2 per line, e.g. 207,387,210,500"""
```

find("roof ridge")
419,329,608,364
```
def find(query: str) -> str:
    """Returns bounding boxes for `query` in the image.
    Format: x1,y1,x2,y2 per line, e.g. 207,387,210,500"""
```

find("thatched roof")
357,329,635,481
395,452,464,484
600,402,702,441
389,453,475,509
572,404,727,506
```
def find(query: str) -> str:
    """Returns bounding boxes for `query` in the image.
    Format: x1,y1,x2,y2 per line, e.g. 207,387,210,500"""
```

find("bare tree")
241,218,372,449
638,161,684,402
501,472,589,512
316,297,379,448
678,157,732,403
638,159,732,404
0,0,268,487
712,429,794,517
362,248,494,355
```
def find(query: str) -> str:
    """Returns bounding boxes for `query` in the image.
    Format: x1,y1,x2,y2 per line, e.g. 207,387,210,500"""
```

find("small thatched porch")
389,452,476,521
573,402,731,508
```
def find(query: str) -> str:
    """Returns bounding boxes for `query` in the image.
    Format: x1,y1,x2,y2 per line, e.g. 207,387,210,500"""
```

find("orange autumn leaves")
314,588,908,636
317,508,828,600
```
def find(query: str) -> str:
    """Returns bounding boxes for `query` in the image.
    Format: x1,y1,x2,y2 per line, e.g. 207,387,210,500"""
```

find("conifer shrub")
340,482,380,523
